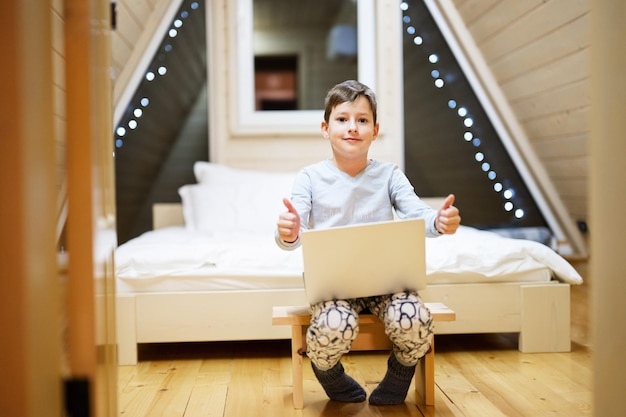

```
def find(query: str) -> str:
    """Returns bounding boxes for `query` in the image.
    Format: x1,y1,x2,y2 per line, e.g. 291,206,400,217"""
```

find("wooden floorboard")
117,335,592,417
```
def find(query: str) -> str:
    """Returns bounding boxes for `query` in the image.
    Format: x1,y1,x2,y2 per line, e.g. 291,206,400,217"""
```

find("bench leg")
414,337,435,405
291,325,306,409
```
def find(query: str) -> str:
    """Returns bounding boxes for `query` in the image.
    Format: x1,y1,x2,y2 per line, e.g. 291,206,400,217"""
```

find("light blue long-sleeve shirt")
276,159,441,250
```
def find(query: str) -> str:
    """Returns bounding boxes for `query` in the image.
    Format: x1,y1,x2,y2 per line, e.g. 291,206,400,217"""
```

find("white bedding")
115,225,583,292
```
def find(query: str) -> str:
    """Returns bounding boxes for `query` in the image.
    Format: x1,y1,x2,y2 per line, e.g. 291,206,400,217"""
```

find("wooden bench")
272,302,456,409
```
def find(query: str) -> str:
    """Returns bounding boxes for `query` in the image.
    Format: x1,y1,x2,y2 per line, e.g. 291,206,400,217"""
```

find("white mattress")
115,225,581,294
116,269,303,294
115,268,554,294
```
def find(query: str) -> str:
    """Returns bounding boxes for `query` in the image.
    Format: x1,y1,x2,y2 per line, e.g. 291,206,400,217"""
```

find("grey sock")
312,362,366,403
369,353,416,405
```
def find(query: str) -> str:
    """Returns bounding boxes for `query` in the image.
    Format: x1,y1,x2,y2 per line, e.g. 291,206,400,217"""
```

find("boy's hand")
277,198,301,243
435,194,461,234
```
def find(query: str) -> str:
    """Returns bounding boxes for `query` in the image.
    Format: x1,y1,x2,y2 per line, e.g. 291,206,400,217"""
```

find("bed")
115,162,583,365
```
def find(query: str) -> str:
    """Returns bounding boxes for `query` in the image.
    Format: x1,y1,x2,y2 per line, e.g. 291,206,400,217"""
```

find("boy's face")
321,96,380,163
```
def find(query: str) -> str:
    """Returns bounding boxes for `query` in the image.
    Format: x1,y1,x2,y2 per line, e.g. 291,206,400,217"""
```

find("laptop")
300,218,426,305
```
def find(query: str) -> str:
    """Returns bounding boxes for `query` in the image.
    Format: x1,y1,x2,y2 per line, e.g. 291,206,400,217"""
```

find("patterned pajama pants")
306,291,434,371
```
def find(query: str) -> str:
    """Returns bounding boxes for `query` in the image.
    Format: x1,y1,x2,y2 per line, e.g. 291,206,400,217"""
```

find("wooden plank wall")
451,0,590,227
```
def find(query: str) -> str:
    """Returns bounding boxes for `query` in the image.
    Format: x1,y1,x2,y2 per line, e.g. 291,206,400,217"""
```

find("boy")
275,80,460,405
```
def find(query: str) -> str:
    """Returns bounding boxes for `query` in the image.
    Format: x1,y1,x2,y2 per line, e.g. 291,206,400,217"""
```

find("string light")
115,4,200,149
401,1,524,220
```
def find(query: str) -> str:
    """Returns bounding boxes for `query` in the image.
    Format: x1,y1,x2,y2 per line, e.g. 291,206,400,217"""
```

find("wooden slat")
531,133,587,159
223,355,281,415
513,80,589,121
466,0,544,44
145,359,203,416
453,0,500,27
123,0,153,26
502,50,588,101
523,108,588,140
431,355,510,416
544,157,588,179
492,15,589,83
118,360,176,415
111,33,133,71
551,178,588,200
183,359,231,417
479,0,589,62
116,1,143,45
111,0,155,76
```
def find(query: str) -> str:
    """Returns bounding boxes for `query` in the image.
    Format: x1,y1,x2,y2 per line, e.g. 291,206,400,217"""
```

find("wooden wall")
110,0,592,237
451,0,590,228
108,0,590,231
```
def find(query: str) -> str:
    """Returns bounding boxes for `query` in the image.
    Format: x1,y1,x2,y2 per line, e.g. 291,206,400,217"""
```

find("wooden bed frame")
115,203,572,365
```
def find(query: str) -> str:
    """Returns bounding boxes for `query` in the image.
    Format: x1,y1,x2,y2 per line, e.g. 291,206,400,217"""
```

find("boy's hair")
323,80,378,124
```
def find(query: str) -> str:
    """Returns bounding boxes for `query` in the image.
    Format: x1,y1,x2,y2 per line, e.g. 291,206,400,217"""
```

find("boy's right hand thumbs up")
277,198,301,243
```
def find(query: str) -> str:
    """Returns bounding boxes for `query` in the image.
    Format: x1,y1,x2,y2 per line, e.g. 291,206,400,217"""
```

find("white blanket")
115,225,582,285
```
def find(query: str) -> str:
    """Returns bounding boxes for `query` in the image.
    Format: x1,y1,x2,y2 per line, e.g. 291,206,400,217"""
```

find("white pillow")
193,161,266,185
180,166,296,235
178,184,202,230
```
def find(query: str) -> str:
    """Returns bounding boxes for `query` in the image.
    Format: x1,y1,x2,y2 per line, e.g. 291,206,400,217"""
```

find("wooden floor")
117,333,592,417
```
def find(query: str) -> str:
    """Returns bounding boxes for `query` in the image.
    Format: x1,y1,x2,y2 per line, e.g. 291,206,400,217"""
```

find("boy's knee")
310,300,360,343
386,295,432,332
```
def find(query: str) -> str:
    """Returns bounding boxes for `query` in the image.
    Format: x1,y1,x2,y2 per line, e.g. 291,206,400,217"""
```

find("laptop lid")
300,218,426,305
